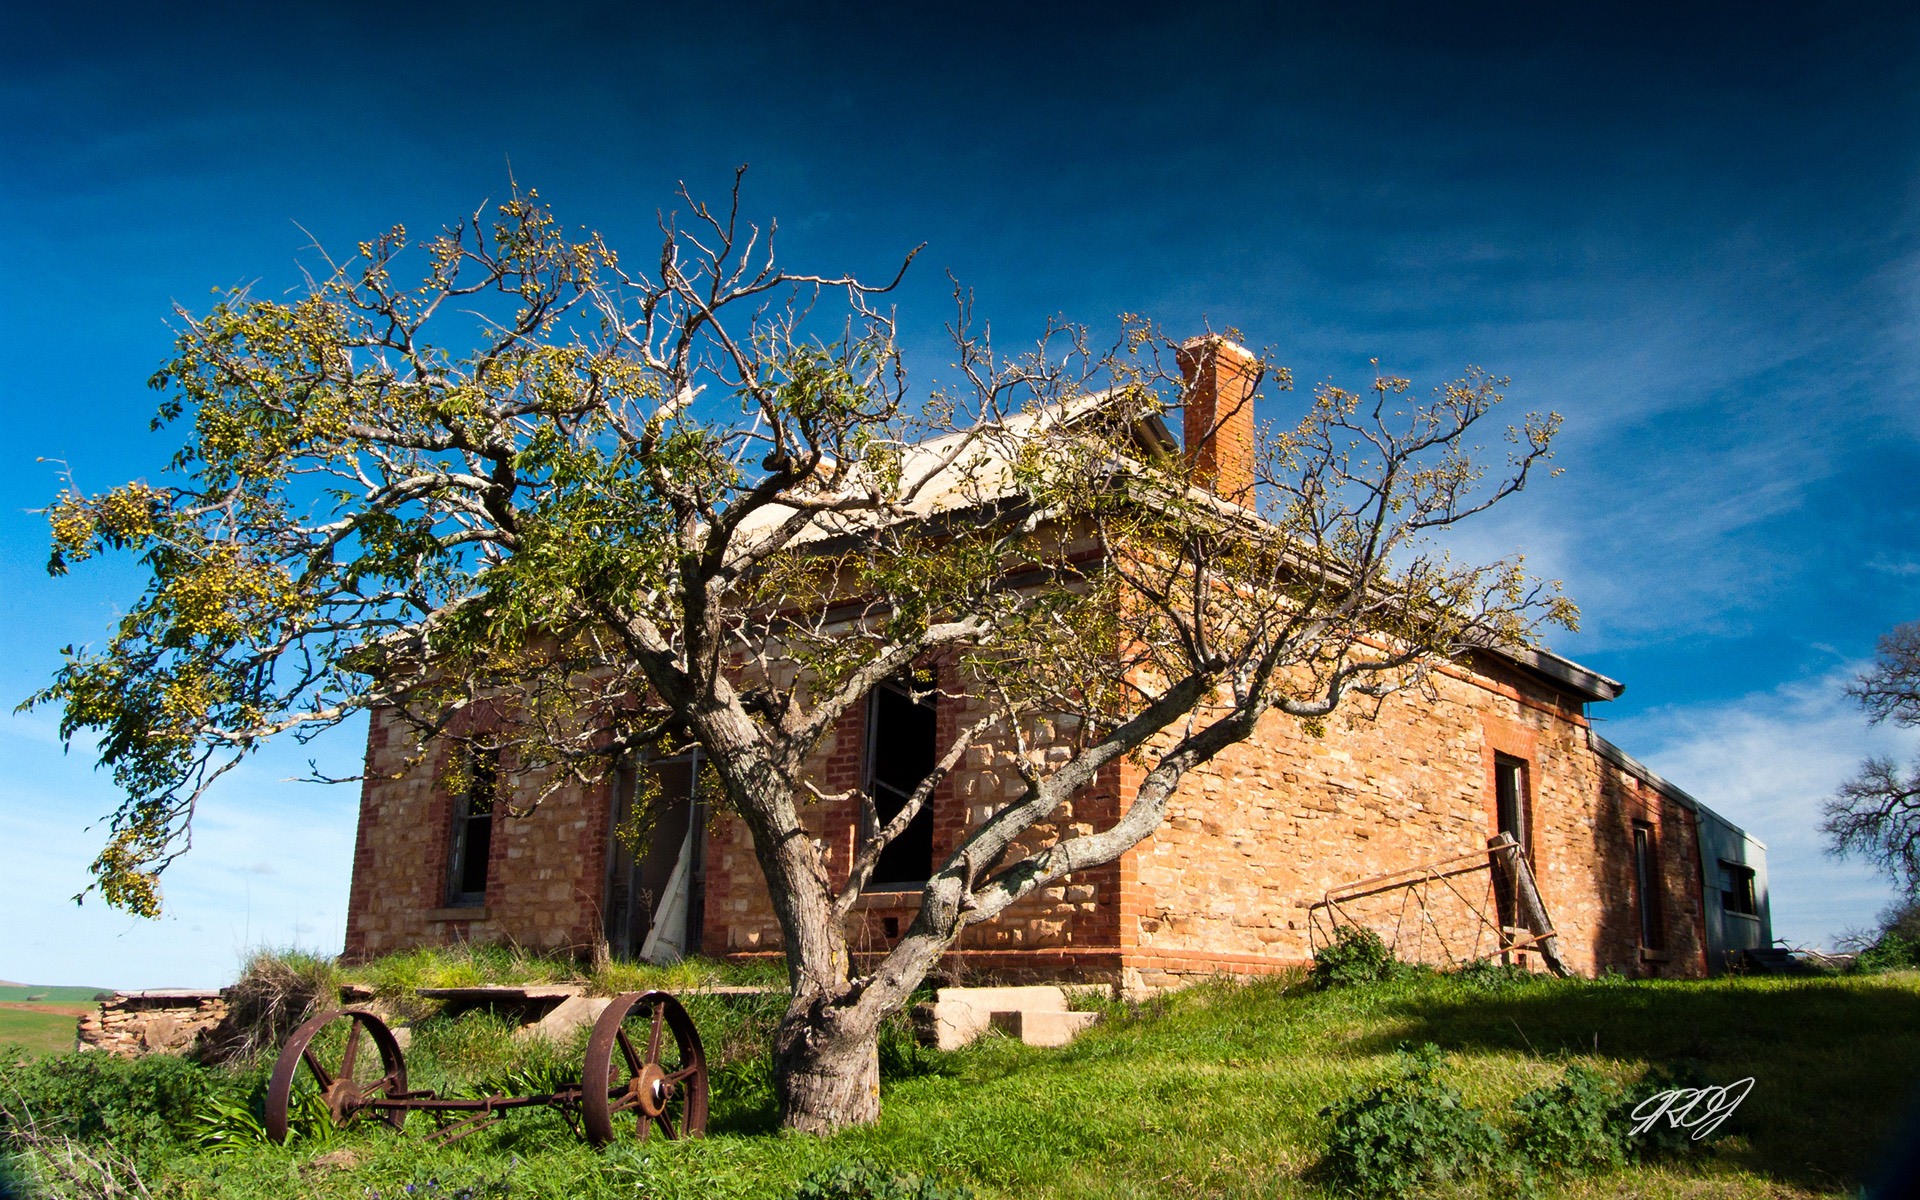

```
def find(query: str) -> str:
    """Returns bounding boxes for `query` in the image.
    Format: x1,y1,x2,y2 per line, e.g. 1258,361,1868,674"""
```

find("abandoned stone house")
341,338,1773,990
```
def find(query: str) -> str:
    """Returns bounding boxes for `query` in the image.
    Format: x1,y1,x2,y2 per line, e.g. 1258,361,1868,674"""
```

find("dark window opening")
1633,822,1663,949
1720,860,1758,918
1492,754,1531,931
447,745,499,906
865,681,937,889
604,748,705,958
1494,755,1530,856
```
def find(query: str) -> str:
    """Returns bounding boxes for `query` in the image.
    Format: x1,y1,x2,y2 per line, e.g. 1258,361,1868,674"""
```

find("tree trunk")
773,994,883,1133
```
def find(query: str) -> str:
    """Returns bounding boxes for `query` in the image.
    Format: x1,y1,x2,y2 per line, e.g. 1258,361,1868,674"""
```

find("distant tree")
1823,621,1920,895
25,177,1570,1132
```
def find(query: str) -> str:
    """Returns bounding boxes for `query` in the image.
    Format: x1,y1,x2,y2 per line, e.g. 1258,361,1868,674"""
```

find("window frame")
861,676,939,892
1632,820,1663,950
1719,859,1759,919
445,743,500,907
1493,753,1532,861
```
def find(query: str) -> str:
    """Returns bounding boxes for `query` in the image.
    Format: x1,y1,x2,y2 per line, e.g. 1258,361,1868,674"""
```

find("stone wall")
76,990,228,1057
707,652,1712,992
1114,654,1708,990
342,705,612,961
698,659,1124,976
343,655,1713,988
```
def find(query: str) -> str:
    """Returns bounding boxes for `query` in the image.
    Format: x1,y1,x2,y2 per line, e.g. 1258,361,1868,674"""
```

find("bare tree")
27,177,1571,1131
1824,621,1920,895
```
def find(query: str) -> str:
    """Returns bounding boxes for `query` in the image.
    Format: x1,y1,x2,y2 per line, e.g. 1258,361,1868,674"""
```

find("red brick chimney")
1176,335,1259,507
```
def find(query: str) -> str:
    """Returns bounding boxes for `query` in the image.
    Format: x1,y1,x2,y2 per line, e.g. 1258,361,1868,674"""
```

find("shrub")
789,1160,973,1200
1312,927,1401,990
366,1167,516,1200
200,949,339,1063
1854,931,1920,972
0,1050,214,1171
1510,1064,1627,1178
1317,1044,1505,1198
1615,1061,1721,1162
1447,958,1540,992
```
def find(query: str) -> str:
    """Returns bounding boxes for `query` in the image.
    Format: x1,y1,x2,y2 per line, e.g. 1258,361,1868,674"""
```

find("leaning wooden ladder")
1306,833,1571,977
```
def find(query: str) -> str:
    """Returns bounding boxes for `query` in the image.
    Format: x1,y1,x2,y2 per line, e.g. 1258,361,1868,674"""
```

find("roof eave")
1484,644,1625,704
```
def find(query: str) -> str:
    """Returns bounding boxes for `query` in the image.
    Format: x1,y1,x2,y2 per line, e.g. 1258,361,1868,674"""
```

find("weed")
1446,958,1541,993
878,1005,953,1084
365,1163,518,1200
1854,932,1920,972
1316,1043,1505,1197
1509,1063,1627,1178
1311,927,1413,990
201,950,340,1064
789,1159,972,1200
194,1081,342,1154
1615,1060,1720,1162
0,1050,212,1166
5,961,1913,1200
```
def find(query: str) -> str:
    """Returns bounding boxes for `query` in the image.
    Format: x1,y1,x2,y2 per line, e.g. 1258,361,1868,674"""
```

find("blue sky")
3,2,1917,988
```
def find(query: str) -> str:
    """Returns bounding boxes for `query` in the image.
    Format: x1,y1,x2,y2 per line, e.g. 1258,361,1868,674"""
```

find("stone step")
935,984,1068,1011
914,985,1099,1050
987,1008,1100,1048
512,994,612,1043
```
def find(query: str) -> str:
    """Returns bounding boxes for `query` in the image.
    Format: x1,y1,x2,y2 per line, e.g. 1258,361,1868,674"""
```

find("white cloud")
1601,667,1919,949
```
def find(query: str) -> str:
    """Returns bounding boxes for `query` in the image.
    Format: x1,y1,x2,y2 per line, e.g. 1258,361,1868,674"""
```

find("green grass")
330,945,787,1023
0,1009,78,1057
0,986,110,1004
6,966,1917,1199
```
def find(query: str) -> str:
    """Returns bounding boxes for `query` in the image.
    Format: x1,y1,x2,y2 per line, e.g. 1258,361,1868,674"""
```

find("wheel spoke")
341,1021,363,1079
655,1110,676,1139
646,1003,664,1062
665,1064,701,1084
302,1047,334,1090
368,1072,399,1098
616,1029,644,1076
606,1092,640,1114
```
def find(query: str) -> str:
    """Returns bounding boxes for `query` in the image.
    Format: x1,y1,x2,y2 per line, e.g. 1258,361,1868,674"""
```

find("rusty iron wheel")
582,990,708,1146
265,1008,409,1144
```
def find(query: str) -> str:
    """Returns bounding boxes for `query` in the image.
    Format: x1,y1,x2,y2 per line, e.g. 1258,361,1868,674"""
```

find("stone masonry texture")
345,645,1709,989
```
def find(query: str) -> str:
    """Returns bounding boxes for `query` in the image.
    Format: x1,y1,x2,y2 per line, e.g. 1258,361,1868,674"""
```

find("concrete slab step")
914,985,1099,1050
988,1008,1100,1048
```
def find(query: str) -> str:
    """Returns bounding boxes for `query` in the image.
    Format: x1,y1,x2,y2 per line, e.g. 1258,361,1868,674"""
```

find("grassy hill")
0,1009,79,1057
2,955,1915,1198
0,984,106,1059
0,985,110,1004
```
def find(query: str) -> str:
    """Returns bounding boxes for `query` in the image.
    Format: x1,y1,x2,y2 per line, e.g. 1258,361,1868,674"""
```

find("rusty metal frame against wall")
1306,834,1569,975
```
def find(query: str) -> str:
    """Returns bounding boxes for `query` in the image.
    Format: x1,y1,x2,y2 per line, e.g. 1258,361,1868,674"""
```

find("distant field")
0,984,110,1003
0,1006,79,1056
0,984,104,1057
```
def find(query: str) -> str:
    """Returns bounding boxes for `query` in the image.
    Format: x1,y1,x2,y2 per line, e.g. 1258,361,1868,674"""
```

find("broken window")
1720,860,1758,918
1633,821,1663,949
865,680,937,890
1492,754,1531,933
446,743,499,906
1494,754,1530,856
604,748,704,960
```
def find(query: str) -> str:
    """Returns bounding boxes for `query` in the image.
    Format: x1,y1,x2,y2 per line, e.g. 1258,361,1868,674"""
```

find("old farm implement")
1307,833,1572,976
264,990,708,1147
